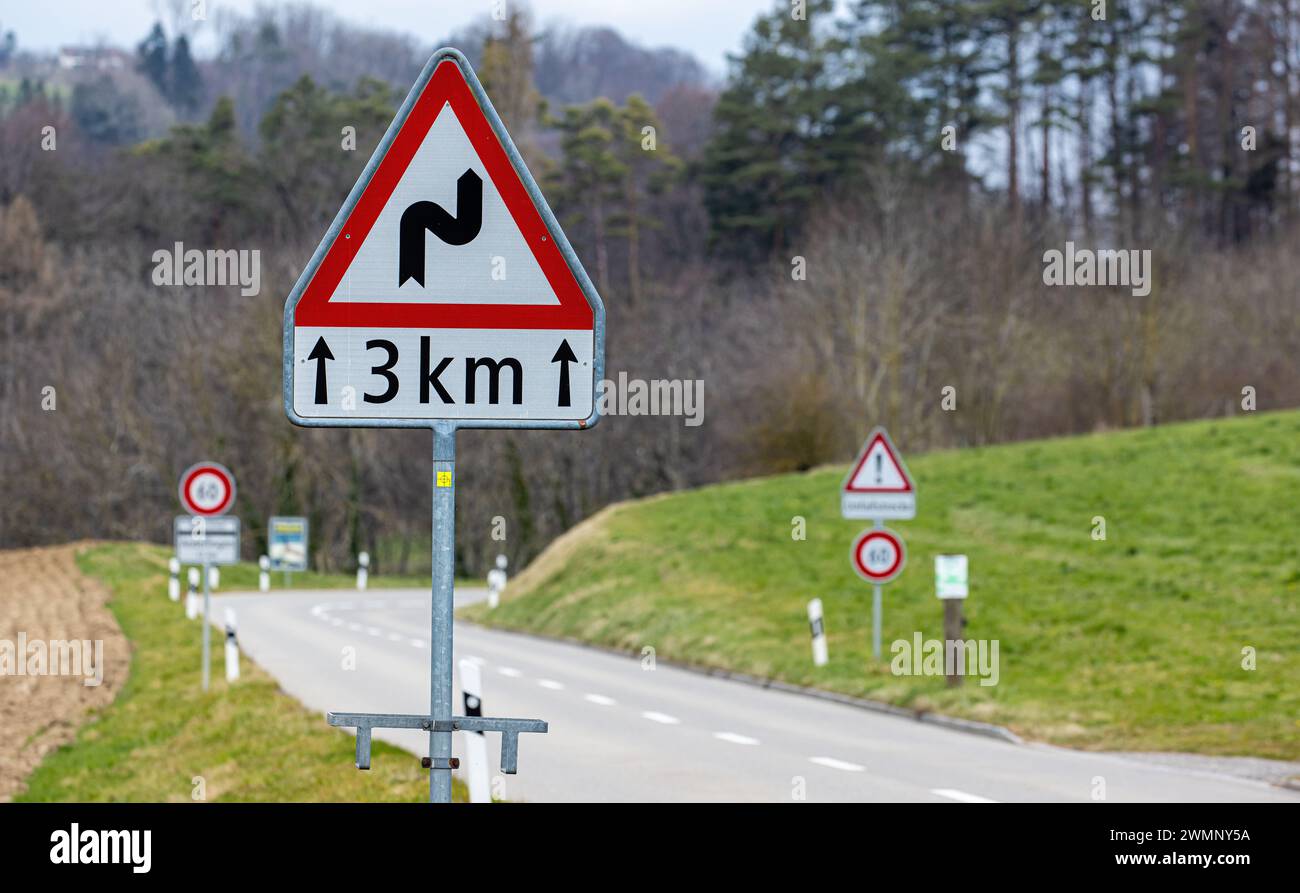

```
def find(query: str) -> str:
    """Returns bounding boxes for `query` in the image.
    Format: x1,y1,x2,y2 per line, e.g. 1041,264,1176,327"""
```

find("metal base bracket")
328,712,547,775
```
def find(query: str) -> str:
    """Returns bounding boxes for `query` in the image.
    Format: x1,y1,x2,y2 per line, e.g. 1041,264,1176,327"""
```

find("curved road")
209,587,1300,803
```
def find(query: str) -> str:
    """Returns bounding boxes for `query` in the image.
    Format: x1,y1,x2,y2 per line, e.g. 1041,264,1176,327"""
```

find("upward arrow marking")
308,337,335,405
551,339,577,408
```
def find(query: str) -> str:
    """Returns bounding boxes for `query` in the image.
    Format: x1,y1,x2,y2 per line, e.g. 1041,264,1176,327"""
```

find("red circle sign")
178,462,236,517
850,528,906,584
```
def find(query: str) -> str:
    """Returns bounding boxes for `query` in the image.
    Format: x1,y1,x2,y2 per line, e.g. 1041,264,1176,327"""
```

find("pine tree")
701,0,858,259
170,35,204,116
136,22,169,97
611,95,682,304
550,99,626,296
478,6,545,165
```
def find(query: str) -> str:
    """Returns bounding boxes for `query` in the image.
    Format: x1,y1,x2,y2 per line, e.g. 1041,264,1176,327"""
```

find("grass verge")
466,411,1300,760
18,542,464,801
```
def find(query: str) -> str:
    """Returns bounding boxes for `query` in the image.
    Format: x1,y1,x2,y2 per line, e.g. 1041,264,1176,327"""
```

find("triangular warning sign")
844,429,914,493
292,55,594,330
841,427,916,520
283,48,604,430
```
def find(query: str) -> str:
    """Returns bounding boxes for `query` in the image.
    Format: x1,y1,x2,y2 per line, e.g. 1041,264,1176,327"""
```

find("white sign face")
175,516,241,565
179,462,236,517
850,527,906,585
290,329,594,421
284,50,602,428
935,554,968,599
841,427,916,520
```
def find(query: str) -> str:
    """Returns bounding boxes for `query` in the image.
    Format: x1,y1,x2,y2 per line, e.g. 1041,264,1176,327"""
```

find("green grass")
18,543,466,802
180,558,478,594
467,411,1300,760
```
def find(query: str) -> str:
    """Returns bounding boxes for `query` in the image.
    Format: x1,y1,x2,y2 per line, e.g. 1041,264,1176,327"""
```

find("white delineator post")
186,567,200,620
356,551,369,592
807,598,828,667
259,555,270,592
458,658,492,803
208,565,220,590
488,554,508,609
168,556,181,601
224,608,240,683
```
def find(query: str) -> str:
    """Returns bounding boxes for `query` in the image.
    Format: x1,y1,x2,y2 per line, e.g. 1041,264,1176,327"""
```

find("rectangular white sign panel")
935,554,968,599
175,516,241,565
841,492,917,520
291,328,594,422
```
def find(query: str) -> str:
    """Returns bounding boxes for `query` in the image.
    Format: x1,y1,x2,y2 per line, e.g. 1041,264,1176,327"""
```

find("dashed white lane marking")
330,618,343,627
641,711,681,725
366,627,384,637
387,632,403,642
464,655,485,666
714,732,760,746
409,638,425,648
584,694,616,706
537,679,565,690
810,756,865,772
347,623,362,632
497,667,522,678
931,788,997,803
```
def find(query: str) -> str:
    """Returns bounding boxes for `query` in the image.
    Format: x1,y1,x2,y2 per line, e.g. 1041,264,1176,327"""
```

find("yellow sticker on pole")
436,471,452,488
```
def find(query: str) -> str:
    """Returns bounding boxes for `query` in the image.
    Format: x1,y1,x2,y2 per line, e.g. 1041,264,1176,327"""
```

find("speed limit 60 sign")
178,462,236,517
850,527,906,585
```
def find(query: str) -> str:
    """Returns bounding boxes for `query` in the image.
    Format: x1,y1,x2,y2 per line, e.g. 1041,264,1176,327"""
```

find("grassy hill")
465,412,1300,760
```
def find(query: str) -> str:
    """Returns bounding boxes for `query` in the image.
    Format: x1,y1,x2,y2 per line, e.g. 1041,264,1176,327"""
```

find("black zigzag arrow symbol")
398,169,483,287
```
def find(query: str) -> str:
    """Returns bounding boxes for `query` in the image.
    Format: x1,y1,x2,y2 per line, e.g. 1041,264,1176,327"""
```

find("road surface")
209,588,1300,803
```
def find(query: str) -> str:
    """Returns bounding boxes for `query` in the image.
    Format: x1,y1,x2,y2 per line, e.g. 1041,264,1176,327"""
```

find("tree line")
1,2,1297,574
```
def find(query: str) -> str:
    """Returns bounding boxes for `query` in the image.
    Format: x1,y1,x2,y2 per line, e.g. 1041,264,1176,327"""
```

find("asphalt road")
208,587,1300,803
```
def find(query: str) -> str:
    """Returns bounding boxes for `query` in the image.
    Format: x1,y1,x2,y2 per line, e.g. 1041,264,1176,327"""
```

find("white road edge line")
931,788,998,803
642,711,681,725
713,732,760,746
809,756,865,772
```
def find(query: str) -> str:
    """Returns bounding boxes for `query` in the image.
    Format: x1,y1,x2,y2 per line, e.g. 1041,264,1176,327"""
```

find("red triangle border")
293,60,594,330
843,433,914,494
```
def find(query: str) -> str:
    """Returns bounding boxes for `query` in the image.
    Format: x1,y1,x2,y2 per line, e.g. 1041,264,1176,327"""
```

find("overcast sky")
4,0,785,73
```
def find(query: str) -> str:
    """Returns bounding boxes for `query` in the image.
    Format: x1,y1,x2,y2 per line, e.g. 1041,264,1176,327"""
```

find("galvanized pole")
871,518,883,660
429,423,456,803
872,584,882,660
202,561,211,691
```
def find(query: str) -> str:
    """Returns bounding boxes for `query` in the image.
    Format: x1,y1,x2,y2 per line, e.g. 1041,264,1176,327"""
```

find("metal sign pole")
429,422,456,803
872,518,883,660
202,560,211,691
872,584,882,660
323,422,547,793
